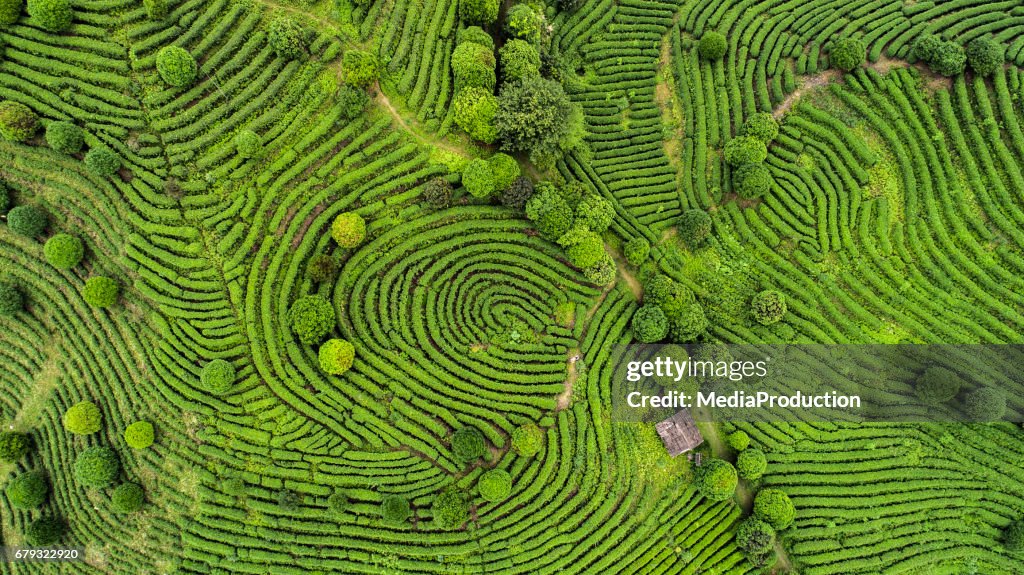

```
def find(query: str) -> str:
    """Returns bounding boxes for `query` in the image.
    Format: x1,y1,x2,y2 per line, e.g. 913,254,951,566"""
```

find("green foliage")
459,0,498,25
111,482,144,513
912,35,944,62
336,85,370,120
234,130,261,159
327,490,349,516
488,153,520,191
506,5,541,44
380,495,410,524
733,163,772,199
499,39,541,82
559,227,605,268
830,37,866,72
915,366,961,405
142,0,166,19
694,459,737,501
583,254,616,285
83,276,119,308
268,17,307,60
424,177,454,209
84,146,121,177
124,421,154,449
331,212,366,248
457,26,493,49
478,469,512,502
306,254,338,283
453,87,498,144
289,295,336,345
26,0,71,32
25,516,63,546
0,0,22,25
452,427,486,462
44,233,84,269
574,193,614,233
0,180,8,212
0,100,38,142
462,158,495,198
679,209,712,249
156,46,198,87
0,431,30,462
698,32,727,60
343,50,378,87
277,489,300,510
74,446,120,489
963,386,1006,422
495,76,585,169
5,470,47,508
432,489,469,530
525,183,574,240
319,338,355,375
643,274,691,307
724,136,768,166
726,430,750,451
63,401,101,435
0,282,22,315
1004,519,1024,552
624,237,649,266
739,112,778,142
501,175,533,211
736,517,776,566
751,290,786,325
201,359,235,393
914,35,966,76
737,448,767,480
511,423,543,456
966,37,1003,76
631,304,668,343
451,42,496,92
754,488,795,530
45,121,83,154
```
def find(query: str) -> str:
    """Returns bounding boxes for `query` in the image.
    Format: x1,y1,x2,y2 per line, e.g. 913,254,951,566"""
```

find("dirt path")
375,89,469,158
773,69,839,119
556,349,580,410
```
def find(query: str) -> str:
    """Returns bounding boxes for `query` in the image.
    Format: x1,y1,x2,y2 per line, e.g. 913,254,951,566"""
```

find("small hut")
656,410,703,457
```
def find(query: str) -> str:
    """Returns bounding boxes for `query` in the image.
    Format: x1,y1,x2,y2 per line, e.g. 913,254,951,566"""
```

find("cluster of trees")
632,274,708,343
913,366,1008,421
729,113,778,199
912,34,1004,77
0,101,123,178
460,152,521,199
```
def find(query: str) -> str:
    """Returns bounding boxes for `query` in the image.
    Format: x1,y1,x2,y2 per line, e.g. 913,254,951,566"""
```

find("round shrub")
268,16,306,60
733,162,772,199
751,290,786,325
44,233,84,269
5,470,47,508
288,295,336,345
739,112,779,142
488,153,520,192
963,386,1006,422
0,431,31,462
830,37,865,72
280,490,301,510
331,212,366,248
424,177,454,209
457,25,493,49
0,100,38,142
342,50,378,87
82,276,118,308
915,366,961,406
451,427,486,462
505,4,541,43
724,136,768,166
694,459,737,501
0,0,22,25
336,84,370,120
319,338,355,375
453,87,498,144
45,121,83,154
667,302,708,342
560,228,605,268
142,0,166,19
624,237,649,266
74,446,120,488
111,482,144,513
679,209,712,249
459,0,498,25
501,175,533,211
912,34,943,63
124,420,154,449
526,182,574,240
726,430,750,451
736,517,776,566
451,41,496,91
25,516,63,546
754,488,795,529
306,254,338,283
966,37,1003,76
432,489,469,530
478,469,512,502
156,46,198,87
84,146,121,177
930,41,967,77
234,129,261,159
462,158,495,198
643,274,691,307
575,193,614,233
499,38,541,82
584,255,616,286
511,423,543,456
7,204,46,237
737,448,767,480
380,495,410,524
201,359,235,393
0,282,23,315
63,401,101,435
697,31,727,60
27,0,71,31
1004,519,1024,552
632,304,668,343
327,490,349,516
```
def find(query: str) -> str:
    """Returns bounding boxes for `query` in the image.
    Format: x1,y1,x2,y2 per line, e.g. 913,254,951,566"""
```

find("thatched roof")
656,410,703,457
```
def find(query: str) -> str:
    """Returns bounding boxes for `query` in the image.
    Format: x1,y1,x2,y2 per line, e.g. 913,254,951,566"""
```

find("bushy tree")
478,469,512,502
156,46,198,87
1004,519,1024,552
306,254,338,283
44,233,84,269
931,41,967,76
83,276,118,308
739,112,779,142
111,482,144,513
331,212,366,247
559,181,586,209
737,447,767,480
727,430,750,451
201,359,235,393
966,37,1003,76
343,50,378,87
327,490,349,516
559,227,605,268
452,427,486,462
575,193,614,233
505,4,541,44
279,489,300,510
751,290,786,325
733,162,772,199
0,0,23,25
694,459,737,501
754,488,795,529
45,121,83,154
912,35,944,62
336,85,370,120
666,301,708,343
915,366,961,406
63,401,101,435
424,177,454,209
584,254,616,285
288,295,336,344
380,495,410,524
5,470,47,508
268,16,306,60
234,129,261,159
736,517,776,566
488,153,520,192
459,0,498,25
724,136,768,166
142,0,166,19
124,420,154,449
0,431,30,462
624,237,649,266
452,41,496,91
0,100,37,142
74,446,120,488
453,87,498,144
319,338,355,374
432,489,469,529
679,209,712,249
631,305,668,343
525,183,574,240
84,146,121,177
830,37,865,72
457,25,493,49
643,274,691,307
511,423,543,456
0,282,22,315
495,76,584,169
963,386,1006,422
25,516,63,546
462,158,495,198
501,175,533,211
698,31,727,61
500,39,541,83
27,0,71,32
